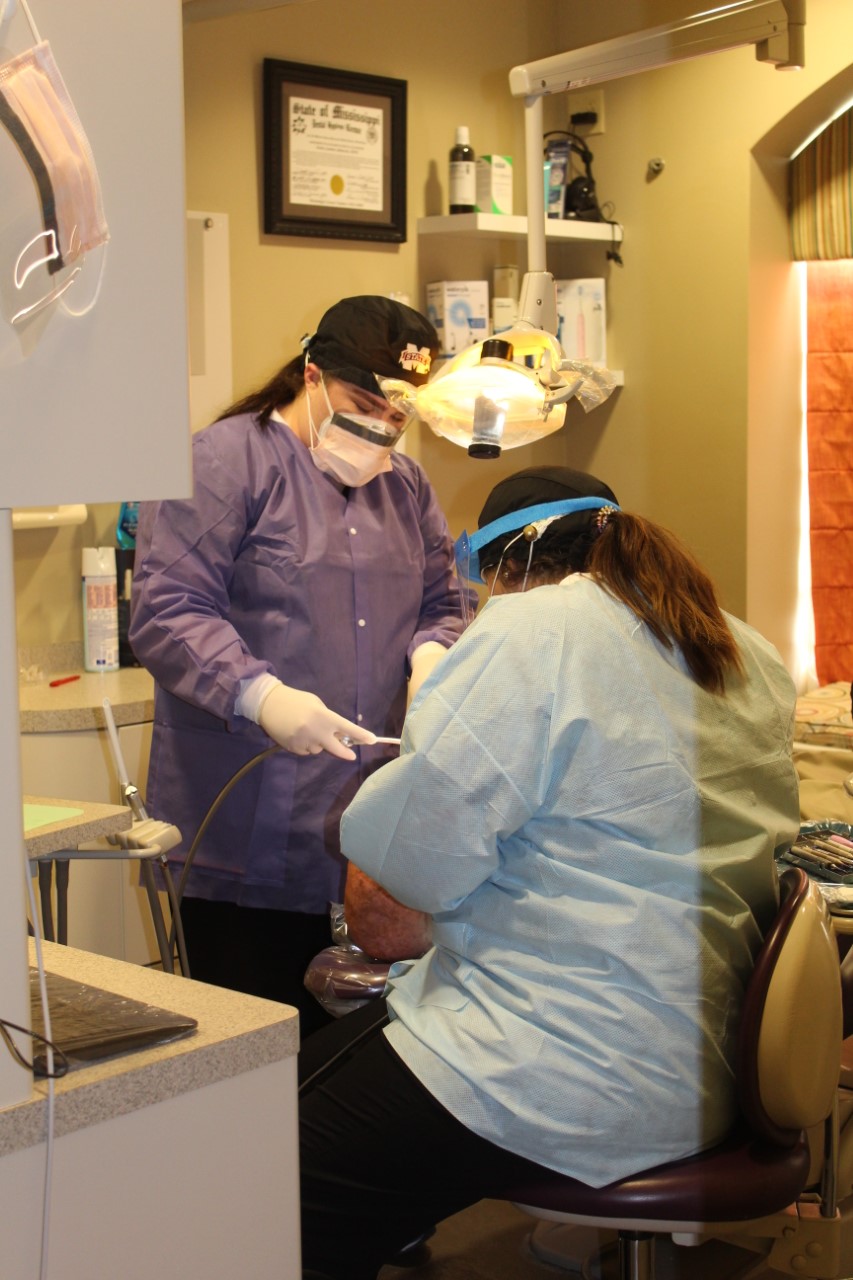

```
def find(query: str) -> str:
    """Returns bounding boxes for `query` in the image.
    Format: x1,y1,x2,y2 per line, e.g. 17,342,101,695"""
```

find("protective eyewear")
331,376,418,442
454,496,621,585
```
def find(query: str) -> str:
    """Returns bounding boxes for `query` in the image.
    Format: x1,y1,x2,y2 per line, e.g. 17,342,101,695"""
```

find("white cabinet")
20,722,160,966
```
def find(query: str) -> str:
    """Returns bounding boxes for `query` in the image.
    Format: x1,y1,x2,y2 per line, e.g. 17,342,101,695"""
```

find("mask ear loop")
520,531,537,594
18,0,42,42
519,513,564,592
1,0,41,41
59,238,108,319
488,528,526,599
301,339,332,451
11,229,81,324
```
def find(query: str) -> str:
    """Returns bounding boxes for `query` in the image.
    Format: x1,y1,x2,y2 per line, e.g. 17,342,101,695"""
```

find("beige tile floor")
379,1199,563,1280
378,1199,810,1280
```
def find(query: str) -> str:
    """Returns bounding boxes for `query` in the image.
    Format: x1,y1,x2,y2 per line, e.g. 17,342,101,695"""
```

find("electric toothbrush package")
555,278,607,365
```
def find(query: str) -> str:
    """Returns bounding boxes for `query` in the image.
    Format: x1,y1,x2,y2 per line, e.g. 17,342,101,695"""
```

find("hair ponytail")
216,352,305,426
587,513,744,694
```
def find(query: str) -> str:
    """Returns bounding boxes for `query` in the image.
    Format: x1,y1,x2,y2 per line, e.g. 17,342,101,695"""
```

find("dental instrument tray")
29,968,197,1076
779,821,853,887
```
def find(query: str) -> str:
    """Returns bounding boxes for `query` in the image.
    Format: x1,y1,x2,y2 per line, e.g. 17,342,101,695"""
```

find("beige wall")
550,0,853,673
182,0,561,397
14,0,853,677
14,506,118,650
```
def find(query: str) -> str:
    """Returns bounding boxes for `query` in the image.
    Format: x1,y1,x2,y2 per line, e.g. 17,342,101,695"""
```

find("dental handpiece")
337,734,401,748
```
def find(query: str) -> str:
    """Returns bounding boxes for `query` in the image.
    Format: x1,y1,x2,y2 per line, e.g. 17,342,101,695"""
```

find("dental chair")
491,867,845,1280
303,903,392,1018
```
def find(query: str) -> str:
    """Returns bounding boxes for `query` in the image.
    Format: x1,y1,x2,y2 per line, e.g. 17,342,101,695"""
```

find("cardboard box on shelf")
555,278,607,365
491,297,516,334
426,281,490,357
475,156,513,216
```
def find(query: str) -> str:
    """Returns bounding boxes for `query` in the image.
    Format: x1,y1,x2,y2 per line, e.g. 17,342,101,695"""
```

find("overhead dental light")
416,0,805,458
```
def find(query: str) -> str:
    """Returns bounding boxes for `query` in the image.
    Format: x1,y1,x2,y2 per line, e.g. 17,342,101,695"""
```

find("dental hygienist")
129,296,468,1034
299,466,801,1279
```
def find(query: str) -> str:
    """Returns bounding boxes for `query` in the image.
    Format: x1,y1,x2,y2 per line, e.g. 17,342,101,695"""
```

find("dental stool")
491,868,843,1280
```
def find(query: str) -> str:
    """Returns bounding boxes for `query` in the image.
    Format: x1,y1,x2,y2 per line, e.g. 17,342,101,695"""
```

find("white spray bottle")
82,547,119,672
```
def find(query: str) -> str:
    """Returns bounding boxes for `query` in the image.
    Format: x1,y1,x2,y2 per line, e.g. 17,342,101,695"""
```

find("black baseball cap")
305,296,439,395
479,466,619,531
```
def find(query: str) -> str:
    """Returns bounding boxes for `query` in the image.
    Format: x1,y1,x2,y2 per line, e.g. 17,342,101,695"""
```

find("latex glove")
408,641,447,707
258,682,373,760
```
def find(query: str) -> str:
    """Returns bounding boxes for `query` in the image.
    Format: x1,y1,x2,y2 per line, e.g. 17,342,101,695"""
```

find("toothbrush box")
426,281,490,357
555,278,607,365
475,156,513,215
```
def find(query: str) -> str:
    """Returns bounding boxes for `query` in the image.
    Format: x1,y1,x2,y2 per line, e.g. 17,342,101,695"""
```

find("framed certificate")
263,59,407,243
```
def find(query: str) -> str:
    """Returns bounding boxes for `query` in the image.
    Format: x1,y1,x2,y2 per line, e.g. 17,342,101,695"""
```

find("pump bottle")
82,547,119,672
449,126,476,214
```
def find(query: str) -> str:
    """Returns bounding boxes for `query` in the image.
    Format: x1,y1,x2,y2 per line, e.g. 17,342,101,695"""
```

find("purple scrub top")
129,412,468,914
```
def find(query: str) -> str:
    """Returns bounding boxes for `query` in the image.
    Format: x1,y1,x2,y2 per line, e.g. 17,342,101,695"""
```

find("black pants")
179,897,335,1038
299,998,563,1280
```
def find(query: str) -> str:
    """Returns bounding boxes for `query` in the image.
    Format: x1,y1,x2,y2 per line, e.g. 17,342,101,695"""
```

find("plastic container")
449,126,476,214
116,501,139,550
82,547,119,672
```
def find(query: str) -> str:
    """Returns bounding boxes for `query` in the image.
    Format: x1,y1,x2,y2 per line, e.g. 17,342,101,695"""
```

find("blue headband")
454,496,620,584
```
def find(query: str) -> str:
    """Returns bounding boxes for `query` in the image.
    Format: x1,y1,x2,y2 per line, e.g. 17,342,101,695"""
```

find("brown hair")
216,353,305,426
489,511,744,695
587,512,744,694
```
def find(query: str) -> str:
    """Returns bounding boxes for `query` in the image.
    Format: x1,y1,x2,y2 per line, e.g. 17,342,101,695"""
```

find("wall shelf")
416,213,623,243
418,214,625,387
12,504,88,531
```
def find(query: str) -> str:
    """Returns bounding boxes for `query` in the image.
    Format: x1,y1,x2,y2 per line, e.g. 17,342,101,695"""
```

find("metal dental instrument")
103,697,148,820
337,734,401,748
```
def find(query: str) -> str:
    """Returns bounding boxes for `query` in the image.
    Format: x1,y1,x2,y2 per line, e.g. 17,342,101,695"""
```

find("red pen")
49,675,81,688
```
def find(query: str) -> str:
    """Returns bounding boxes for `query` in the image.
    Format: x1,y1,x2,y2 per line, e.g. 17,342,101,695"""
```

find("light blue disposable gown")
339,574,800,1186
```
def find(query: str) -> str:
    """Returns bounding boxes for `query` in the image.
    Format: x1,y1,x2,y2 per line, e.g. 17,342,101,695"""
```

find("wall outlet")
567,88,605,136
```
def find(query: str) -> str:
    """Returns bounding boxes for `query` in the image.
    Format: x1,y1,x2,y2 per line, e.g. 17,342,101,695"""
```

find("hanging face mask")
0,2,109,325
308,377,406,487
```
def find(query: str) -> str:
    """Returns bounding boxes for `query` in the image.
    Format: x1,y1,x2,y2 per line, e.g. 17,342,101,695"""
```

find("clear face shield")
311,375,419,487
336,376,418,438
453,496,621,626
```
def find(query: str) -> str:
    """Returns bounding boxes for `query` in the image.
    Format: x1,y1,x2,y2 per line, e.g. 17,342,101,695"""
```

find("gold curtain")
791,107,853,261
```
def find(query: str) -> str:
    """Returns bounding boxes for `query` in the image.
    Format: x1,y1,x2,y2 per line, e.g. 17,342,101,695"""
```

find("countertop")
18,643,154,732
23,795,133,858
1,941,298,1158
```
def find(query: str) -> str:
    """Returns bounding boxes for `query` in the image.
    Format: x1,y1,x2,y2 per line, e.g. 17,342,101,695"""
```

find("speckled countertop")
23,796,133,858
18,642,154,732
1,941,298,1158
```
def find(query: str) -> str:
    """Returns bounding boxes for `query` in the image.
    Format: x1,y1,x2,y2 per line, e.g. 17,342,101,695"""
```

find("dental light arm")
511,0,805,283
417,2,806,457
510,0,806,390
508,1,805,101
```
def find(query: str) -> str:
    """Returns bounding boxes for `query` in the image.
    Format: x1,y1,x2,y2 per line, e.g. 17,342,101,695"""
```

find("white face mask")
308,379,397,487
0,13,109,324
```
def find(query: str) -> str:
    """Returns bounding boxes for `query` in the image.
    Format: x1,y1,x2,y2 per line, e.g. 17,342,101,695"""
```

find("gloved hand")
408,641,447,707
258,682,373,760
